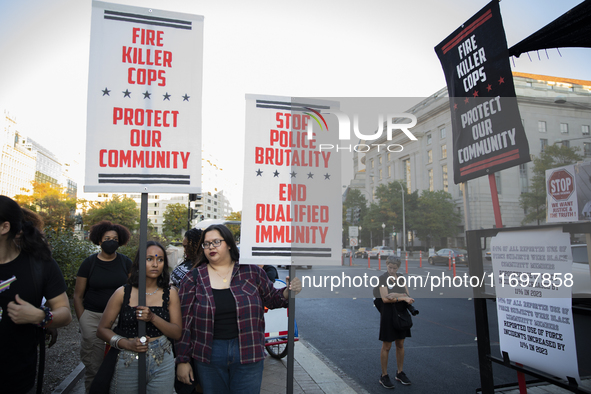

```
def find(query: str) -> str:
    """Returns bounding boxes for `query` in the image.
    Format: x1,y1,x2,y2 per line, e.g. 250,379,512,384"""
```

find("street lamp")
381,223,385,246
393,180,406,254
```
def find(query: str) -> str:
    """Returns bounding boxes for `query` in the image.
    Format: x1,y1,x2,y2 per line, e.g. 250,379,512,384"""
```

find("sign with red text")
85,1,203,193
434,1,530,184
240,95,342,266
546,163,591,223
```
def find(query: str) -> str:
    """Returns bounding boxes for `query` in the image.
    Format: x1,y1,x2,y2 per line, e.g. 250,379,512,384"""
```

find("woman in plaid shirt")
175,224,301,393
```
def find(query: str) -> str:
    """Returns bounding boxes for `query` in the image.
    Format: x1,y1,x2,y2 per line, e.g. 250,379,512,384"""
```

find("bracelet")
37,305,53,328
110,334,124,349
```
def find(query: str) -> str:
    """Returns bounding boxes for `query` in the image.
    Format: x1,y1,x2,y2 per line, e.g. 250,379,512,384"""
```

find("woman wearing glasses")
175,224,301,393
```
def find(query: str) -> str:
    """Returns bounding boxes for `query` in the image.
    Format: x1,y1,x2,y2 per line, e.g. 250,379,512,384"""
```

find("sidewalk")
53,340,360,394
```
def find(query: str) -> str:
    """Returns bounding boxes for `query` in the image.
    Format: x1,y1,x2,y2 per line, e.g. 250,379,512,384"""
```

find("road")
278,258,591,393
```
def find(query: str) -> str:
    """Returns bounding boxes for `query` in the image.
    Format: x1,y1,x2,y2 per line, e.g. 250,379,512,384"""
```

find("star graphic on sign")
163,92,171,101
486,84,492,92
273,170,279,177
143,91,151,99
256,169,263,176
102,88,110,96
182,94,190,101
324,173,331,180
290,171,297,178
464,97,469,104
498,76,505,84
453,103,458,110
472,90,479,98
123,89,131,98
307,172,314,179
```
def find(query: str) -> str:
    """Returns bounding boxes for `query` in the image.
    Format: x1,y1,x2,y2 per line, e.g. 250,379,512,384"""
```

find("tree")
14,181,77,231
413,190,461,248
225,211,242,243
519,144,583,225
162,203,188,240
374,181,419,248
82,195,141,231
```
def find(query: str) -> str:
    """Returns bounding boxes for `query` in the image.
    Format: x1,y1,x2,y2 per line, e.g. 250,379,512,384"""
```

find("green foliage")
162,203,188,240
225,211,242,243
119,232,170,263
45,228,96,297
519,144,582,225
413,190,462,245
83,195,141,231
14,181,77,231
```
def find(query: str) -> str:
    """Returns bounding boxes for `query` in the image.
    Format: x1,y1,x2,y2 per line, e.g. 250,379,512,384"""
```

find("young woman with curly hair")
73,220,132,392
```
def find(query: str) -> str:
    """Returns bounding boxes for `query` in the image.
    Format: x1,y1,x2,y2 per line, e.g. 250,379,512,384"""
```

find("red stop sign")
548,169,574,201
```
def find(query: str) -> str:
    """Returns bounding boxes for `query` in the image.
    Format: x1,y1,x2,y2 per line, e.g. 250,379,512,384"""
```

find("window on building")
440,127,446,139
442,165,448,192
519,164,528,193
540,138,548,152
154,219,157,223
387,165,391,178
370,159,374,169
585,142,591,157
459,183,464,197
426,134,432,145
379,169,382,180
495,172,501,194
387,152,391,161
560,123,569,134
583,125,590,135
153,211,157,215
441,144,447,159
378,156,382,165
428,169,434,191
561,140,570,148
538,121,546,133
427,150,432,164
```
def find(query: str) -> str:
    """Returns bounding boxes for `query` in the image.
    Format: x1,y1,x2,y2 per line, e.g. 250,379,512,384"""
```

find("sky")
1,0,590,211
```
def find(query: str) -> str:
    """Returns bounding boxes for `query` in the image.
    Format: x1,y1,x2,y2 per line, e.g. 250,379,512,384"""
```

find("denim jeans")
194,338,264,394
110,336,174,394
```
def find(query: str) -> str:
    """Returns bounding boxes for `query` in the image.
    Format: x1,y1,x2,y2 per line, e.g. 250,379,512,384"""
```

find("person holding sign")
376,257,414,388
97,241,182,393
175,224,302,393
0,195,72,394
73,220,132,392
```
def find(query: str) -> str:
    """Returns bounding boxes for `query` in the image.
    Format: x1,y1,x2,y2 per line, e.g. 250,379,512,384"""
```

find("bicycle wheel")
265,338,289,359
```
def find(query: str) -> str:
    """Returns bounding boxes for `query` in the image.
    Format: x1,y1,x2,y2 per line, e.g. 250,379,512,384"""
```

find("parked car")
428,248,468,265
367,246,395,259
342,248,352,258
484,249,491,261
355,247,369,258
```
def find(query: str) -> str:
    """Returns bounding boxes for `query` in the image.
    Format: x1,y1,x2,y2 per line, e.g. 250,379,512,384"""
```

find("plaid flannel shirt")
175,262,288,364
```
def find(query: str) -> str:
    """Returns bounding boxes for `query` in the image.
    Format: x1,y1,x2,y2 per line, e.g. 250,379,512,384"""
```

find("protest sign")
490,228,579,384
85,1,203,193
547,162,591,222
435,1,530,184
240,95,342,266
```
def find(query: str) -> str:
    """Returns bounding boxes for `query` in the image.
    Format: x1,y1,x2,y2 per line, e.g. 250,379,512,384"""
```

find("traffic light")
346,207,352,222
353,206,361,225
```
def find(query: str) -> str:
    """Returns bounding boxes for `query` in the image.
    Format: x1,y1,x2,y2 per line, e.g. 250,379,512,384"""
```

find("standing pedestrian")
73,220,132,392
175,224,301,393
0,195,72,394
376,257,414,388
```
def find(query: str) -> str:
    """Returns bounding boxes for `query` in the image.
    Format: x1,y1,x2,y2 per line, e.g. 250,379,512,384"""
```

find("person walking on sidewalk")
175,224,302,394
376,257,414,388
73,220,132,392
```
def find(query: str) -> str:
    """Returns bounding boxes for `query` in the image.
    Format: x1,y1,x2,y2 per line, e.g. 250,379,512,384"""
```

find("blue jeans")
110,336,174,394
194,338,264,394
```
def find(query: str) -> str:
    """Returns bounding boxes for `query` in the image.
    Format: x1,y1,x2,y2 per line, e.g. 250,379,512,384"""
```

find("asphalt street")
278,259,591,393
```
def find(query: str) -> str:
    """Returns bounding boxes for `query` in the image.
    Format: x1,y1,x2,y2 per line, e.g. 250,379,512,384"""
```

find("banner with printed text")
240,95,342,266
435,0,530,184
85,1,203,193
490,228,579,384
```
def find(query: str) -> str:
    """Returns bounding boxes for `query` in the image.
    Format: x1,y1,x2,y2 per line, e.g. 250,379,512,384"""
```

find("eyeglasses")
202,239,224,249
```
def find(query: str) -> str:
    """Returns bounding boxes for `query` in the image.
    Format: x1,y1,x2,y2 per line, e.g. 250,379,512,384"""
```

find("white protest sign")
240,95,342,266
546,165,577,223
490,228,579,384
85,1,203,193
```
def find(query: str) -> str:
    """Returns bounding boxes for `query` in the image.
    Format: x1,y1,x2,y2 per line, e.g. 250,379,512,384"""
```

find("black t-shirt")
77,253,132,313
170,260,193,289
212,288,238,339
0,252,67,394
373,272,407,298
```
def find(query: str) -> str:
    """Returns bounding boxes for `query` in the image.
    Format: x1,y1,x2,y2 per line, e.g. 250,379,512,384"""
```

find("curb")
52,362,84,394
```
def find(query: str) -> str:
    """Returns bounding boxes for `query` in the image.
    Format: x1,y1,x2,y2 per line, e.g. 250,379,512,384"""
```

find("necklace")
146,287,159,296
210,263,233,283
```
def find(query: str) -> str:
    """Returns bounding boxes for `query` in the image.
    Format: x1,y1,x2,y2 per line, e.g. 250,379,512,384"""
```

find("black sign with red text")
435,1,530,184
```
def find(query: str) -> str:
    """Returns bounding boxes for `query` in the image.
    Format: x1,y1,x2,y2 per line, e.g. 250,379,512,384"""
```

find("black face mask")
101,240,119,255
